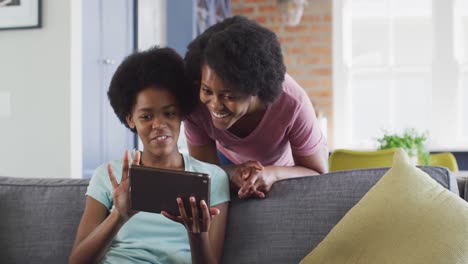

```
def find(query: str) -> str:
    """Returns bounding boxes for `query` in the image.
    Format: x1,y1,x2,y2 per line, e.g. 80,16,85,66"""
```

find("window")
334,0,468,150
455,0,468,142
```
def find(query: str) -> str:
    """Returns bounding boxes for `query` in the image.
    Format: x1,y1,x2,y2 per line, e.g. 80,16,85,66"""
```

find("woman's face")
200,64,261,130
126,87,181,159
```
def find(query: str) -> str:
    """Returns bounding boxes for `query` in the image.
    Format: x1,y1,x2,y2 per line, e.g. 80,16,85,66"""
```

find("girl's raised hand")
108,150,141,222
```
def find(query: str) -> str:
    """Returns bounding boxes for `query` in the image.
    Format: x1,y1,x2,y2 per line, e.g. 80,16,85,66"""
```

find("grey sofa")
0,167,466,264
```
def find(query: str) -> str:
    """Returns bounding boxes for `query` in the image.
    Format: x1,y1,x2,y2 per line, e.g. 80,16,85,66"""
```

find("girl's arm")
207,202,228,262
69,198,126,264
163,200,229,264
69,150,140,263
188,202,229,264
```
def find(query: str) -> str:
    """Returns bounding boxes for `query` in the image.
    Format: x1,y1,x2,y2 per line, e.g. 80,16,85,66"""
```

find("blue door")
82,0,135,178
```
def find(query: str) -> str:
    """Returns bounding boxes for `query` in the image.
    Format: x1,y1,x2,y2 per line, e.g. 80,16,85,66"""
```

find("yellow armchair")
429,152,459,172
329,148,399,172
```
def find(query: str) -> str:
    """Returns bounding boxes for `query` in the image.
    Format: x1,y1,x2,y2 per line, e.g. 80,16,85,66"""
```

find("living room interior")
1,0,467,180
0,0,467,263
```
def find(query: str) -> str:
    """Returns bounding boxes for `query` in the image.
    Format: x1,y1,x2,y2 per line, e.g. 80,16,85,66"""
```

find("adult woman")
69,47,229,264
184,16,328,199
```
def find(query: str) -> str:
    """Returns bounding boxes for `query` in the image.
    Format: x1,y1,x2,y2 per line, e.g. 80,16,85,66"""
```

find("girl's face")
200,64,262,130
126,87,181,159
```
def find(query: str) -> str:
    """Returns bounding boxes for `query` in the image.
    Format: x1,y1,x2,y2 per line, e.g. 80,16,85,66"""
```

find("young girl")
69,47,230,264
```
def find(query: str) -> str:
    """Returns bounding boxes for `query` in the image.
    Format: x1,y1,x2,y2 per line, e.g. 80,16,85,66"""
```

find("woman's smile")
211,111,231,119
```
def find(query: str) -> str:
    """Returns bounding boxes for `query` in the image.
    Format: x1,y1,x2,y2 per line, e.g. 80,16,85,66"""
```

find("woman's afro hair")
107,47,197,132
185,16,286,104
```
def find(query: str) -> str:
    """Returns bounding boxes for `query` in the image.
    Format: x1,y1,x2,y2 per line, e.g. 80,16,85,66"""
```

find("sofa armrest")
457,176,468,202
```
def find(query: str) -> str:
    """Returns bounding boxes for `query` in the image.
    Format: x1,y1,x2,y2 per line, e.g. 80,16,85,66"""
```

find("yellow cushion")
301,149,468,264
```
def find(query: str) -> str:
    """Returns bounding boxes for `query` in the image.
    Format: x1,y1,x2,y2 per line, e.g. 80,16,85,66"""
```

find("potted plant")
377,129,430,165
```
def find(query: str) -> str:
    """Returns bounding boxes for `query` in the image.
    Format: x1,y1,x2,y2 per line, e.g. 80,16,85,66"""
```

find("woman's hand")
107,150,140,222
248,167,277,197
229,161,269,199
230,161,264,190
162,197,219,233
236,168,265,199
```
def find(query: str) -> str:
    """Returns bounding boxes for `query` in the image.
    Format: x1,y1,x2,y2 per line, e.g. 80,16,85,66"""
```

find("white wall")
0,0,78,178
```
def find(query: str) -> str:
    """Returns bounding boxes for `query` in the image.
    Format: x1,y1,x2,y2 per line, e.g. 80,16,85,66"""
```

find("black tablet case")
130,165,210,217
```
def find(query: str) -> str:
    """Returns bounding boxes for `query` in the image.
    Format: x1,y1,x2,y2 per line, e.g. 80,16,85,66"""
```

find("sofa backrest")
0,177,88,264
458,176,468,200
221,166,459,264
0,166,459,264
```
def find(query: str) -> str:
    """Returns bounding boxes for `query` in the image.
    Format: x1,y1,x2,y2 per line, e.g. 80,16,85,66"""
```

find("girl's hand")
108,150,141,222
162,197,219,234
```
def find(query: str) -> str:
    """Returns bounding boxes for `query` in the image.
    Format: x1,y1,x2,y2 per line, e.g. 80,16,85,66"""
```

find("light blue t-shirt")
86,153,230,264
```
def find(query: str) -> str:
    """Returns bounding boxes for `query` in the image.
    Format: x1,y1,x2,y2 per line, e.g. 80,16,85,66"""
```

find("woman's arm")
188,142,261,190
188,141,220,165
272,143,329,179
239,145,329,198
188,141,328,198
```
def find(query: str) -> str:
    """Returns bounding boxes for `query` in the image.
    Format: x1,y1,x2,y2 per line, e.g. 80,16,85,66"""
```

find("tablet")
129,165,210,217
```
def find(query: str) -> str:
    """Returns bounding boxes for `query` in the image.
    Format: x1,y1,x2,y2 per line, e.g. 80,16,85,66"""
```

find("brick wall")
231,0,333,146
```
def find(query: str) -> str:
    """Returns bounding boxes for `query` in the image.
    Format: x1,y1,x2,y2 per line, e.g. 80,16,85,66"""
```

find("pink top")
184,74,327,166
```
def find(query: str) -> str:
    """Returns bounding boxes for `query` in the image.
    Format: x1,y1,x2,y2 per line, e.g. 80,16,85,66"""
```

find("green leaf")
376,129,429,165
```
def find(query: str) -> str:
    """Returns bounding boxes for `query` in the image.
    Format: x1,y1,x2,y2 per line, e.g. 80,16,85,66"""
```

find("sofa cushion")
222,165,458,264
0,177,88,264
300,149,468,264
